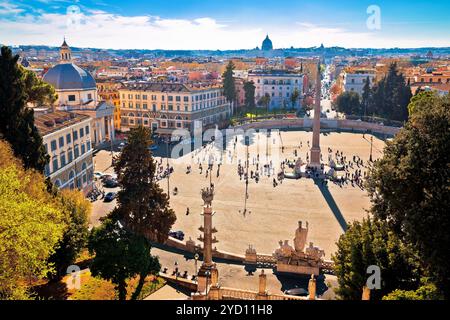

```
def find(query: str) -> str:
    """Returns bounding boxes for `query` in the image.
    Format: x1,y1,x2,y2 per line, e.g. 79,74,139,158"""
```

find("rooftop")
35,111,90,136
120,81,222,92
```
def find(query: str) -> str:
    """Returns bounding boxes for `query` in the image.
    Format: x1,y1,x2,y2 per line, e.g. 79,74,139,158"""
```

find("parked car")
94,171,104,180
103,178,119,188
104,192,116,202
284,288,308,296
169,230,185,241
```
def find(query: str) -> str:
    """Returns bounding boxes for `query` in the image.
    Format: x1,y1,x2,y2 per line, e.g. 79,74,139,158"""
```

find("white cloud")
0,1,25,15
0,6,448,49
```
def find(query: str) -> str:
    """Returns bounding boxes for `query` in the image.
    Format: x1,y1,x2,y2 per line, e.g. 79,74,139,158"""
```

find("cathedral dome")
43,63,96,90
262,35,273,51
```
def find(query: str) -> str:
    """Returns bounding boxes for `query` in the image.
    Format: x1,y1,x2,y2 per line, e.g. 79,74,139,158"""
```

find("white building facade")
343,70,376,96
247,70,304,110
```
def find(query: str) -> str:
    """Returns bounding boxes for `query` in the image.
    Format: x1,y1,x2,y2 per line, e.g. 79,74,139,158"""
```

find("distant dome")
43,63,96,90
262,35,273,51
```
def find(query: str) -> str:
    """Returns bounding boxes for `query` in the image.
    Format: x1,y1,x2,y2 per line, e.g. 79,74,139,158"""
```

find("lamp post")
194,253,199,284
174,261,178,280
369,135,373,162
205,270,211,298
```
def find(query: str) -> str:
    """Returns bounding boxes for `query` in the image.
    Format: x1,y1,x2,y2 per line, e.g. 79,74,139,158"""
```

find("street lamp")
205,270,211,298
194,253,199,284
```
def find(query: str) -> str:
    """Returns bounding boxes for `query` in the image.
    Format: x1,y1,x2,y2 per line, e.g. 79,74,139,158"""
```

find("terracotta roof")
35,111,90,136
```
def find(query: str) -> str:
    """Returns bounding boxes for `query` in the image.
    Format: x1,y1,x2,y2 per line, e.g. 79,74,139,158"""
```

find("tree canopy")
335,91,362,116
0,140,66,299
0,46,49,172
222,61,236,104
243,80,256,109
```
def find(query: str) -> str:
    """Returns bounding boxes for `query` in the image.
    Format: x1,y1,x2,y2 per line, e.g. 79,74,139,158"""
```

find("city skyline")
1,0,450,50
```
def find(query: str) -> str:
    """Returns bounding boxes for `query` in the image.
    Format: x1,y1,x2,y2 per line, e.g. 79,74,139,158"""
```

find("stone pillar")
258,270,267,295
362,286,371,300
308,274,316,300
211,267,219,287
203,205,213,267
110,116,115,141
309,61,321,168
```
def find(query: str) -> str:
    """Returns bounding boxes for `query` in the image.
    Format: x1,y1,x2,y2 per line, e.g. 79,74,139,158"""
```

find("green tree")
332,217,420,300
290,88,300,109
366,93,450,298
0,140,66,299
370,63,412,121
383,281,442,300
361,76,371,118
243,80,256,110
0,46,49,172
48,190,91,280
407,90,437,116
222,61,236,104
88,219,160,300
258,93,271,114
110,126,175,298
335,91,362,116
22,67,57,107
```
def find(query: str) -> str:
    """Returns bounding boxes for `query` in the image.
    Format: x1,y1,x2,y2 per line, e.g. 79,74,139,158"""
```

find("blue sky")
0,0,449,49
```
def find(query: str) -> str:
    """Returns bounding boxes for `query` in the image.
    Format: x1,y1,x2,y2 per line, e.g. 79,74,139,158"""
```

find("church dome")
43,63,96,90
262,35,273,51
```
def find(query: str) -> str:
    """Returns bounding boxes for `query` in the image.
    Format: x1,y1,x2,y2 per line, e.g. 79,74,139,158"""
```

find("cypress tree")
0,46,49,172
222,61,236,103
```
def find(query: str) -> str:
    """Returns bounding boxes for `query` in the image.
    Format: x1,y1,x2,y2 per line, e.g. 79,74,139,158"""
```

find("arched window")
128,112,135,117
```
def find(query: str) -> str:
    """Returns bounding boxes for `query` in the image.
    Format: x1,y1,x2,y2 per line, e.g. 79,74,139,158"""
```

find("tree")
110,126,175,298
243,80,256,110
258,93,271,114
332,217,420,300
335,91,362,116
407,90,437,116
22,68,57,107
369,63,412,121
366,93,450,298
112,126,176,241
222,61,236,104
0,46,49,172
88,219,160,300
290,88,300,109
361,76,371,118
48,190,91,280
383,281,442,300
0,140,66,299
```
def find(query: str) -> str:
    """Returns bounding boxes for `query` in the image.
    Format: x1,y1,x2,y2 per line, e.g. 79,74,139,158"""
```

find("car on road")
284,288,308,297
94,171,104,180
169,230,185,241
103,178,119,188
104,192,116,202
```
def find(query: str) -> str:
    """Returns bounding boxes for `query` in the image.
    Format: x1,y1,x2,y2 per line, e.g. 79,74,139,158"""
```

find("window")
143,95,148,100
87,93,92,100
135,94,140,99
87,141,91,151
80,128,84,138
129,102,133,108
81,144,86,155
58,137,64,148
184,96,189,102
85,125,90,135
51,140,57,151
52,157,58,172
68,149,73,163
74,145,80,158
73,131,78,141
44,164,50,176
66,133,71,144
60,153,66,167
68,95,76,102
168,105,173,111
152,104,157,111
136,103,140,109
168,96,173,101
176,96,181,102
143,103,148,109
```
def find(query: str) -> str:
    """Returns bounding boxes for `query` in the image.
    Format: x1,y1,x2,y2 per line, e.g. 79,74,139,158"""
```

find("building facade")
97,79,122,131
343,69,376,96
42,39,115,148
247,70,304,110
119,82,231,135
35,111,94,194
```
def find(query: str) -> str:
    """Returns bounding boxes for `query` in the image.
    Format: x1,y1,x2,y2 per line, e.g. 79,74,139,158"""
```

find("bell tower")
60,37,72,63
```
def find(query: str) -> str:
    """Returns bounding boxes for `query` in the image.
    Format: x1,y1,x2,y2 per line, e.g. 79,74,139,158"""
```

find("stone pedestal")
308,274,316,300
256,270,269,300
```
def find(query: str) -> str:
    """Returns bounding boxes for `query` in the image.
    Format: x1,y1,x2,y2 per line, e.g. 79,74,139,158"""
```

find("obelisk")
309,61,321,169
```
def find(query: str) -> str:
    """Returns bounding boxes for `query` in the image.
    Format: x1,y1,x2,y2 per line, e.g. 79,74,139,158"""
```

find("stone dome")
43,63,96,90
262,35,273,51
